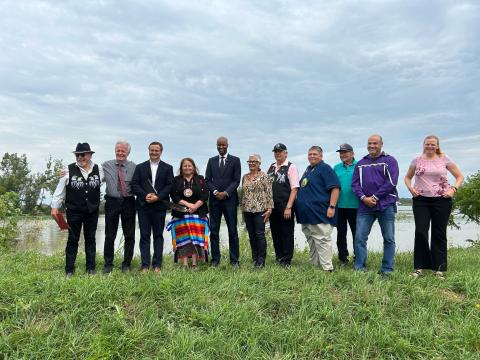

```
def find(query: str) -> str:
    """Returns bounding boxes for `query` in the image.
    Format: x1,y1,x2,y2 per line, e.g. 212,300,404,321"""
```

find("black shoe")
280,262,291,268
66,272,74,279
103,266,113,274
121,265,131,273
87,269,96,276
231,262,240,268
210,261,220,268
339,259,349,266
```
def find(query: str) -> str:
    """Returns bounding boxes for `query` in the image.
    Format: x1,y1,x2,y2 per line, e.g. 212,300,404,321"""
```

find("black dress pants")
103,196,136,268
269,210,294,265
336,208,357,261
138,208,166,269
65,209,99,273
209,200,239,264
243,212,267,266
413,196,452,271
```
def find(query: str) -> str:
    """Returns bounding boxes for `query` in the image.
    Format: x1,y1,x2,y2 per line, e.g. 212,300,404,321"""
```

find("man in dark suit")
205,136,241,266
131,141,174,273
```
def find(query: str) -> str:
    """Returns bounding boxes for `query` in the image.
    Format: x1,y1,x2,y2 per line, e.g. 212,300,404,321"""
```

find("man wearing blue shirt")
296,146,340,271
333,143,359,265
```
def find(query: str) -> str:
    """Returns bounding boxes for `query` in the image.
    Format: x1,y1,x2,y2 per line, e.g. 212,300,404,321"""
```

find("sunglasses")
75,153,88,158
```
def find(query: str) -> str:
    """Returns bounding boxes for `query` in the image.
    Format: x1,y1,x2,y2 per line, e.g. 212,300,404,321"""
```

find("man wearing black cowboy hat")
51,142,104,277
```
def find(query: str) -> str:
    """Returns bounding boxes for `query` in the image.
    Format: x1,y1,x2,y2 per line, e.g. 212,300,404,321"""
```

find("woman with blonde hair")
404,135,464,279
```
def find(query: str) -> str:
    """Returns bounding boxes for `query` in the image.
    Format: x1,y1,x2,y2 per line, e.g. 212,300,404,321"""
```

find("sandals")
410,269,446,279
410,269,423,278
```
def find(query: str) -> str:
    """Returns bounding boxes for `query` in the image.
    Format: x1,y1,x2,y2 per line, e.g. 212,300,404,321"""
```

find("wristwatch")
329,205,336,209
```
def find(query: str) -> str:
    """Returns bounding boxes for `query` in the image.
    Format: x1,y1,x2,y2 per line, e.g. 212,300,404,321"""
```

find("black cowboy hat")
72,142,95,154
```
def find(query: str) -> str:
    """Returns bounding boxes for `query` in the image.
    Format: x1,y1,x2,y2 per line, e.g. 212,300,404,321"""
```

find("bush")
0,192,21,246
454,170,480,224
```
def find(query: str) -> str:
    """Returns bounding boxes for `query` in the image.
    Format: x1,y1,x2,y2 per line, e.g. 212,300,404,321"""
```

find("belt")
105,195,135,200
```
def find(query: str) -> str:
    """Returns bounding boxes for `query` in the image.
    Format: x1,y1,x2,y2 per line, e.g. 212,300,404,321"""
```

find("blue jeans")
354,205,396,273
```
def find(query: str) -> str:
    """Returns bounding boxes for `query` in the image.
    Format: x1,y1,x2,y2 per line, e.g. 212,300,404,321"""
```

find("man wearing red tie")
101,140,137,274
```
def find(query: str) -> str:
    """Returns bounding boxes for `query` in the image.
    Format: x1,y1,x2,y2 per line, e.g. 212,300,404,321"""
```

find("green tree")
453,170,480,224
0,153,30,195
40,156,65,202
0,153,64,214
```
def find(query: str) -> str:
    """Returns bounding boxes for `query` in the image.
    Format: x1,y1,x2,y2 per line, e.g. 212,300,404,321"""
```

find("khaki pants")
302,223,334,271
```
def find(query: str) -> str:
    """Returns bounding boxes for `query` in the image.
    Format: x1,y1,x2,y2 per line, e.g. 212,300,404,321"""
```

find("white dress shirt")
51,161,104,209
150,160,159,188
218,153,229,166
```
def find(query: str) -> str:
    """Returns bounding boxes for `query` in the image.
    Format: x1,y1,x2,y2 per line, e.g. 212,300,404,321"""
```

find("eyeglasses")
75,153,87,158
247,161,259,164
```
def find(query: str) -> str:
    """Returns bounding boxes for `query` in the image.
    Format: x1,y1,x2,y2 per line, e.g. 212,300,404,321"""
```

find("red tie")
118,164,129,197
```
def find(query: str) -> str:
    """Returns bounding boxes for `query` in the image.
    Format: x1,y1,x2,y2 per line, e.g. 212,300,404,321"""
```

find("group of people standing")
51,134,463,279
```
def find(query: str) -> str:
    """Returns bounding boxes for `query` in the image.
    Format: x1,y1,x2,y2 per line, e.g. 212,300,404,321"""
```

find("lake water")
12,207,479,257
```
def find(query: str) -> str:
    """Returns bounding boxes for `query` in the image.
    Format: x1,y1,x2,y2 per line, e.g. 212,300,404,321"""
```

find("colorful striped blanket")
166,215,209,251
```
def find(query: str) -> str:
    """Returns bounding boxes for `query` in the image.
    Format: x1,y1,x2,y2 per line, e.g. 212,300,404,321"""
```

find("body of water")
13,207,479,258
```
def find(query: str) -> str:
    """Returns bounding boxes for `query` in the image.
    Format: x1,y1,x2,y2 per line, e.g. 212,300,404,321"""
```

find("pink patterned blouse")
410,155,454,197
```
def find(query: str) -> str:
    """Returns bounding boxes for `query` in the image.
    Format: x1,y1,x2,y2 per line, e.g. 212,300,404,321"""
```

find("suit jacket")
131,160,174,211
205,154,241,205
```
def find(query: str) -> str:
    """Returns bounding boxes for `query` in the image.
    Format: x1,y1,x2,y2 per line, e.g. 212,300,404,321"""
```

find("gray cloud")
1,0,479,196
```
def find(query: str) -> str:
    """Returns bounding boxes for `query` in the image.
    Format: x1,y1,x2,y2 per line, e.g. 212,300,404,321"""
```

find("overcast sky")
1,0,479,196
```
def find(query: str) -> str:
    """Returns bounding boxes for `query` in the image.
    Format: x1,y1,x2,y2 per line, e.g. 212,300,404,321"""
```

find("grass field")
0,242,479,359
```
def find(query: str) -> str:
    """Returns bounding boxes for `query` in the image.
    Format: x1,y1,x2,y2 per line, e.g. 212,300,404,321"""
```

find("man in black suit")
205,136,241,266
131,141,174,273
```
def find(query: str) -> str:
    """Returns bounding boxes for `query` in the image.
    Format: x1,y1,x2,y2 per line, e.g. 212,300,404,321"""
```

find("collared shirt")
296,161,340,225
51,161,104,209
271,159,300,189
334,159,359,208
150,160,159,187
218,152,229,166
102,159,136,198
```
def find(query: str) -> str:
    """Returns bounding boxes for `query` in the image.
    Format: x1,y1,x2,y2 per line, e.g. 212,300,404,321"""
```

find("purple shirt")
352,152,399,213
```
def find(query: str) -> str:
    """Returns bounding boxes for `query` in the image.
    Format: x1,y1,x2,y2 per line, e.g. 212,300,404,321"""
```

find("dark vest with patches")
65,163,101,213
267,162,292,212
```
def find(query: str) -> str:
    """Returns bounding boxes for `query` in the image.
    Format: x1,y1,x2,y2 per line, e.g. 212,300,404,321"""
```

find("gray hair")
308,145,323,154
115,139,131,154
249,153,262,163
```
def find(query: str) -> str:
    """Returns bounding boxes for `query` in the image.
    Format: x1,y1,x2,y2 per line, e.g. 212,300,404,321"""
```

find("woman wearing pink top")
404,135,464,279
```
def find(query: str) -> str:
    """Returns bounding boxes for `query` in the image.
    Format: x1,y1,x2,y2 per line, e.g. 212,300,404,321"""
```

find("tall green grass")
1,242,479,359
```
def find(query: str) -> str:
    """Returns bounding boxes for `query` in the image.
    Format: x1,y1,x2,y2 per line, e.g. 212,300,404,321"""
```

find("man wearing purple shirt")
351,134,399,275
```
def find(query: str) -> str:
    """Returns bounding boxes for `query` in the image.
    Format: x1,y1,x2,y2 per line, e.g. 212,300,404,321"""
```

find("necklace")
183,177,193,197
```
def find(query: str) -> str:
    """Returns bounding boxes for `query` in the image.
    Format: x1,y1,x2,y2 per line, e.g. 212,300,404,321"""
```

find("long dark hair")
178,158,199,177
